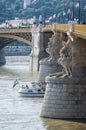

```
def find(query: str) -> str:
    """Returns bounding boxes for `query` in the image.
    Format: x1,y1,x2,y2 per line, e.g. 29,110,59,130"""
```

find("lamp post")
72,0,74,21
78,0,80,23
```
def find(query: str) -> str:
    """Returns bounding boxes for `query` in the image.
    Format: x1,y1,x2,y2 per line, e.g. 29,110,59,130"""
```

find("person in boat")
26,85,29,88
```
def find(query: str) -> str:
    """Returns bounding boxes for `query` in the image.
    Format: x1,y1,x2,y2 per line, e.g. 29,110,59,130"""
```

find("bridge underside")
0,32,32,66
0,31,32,49
0,37,17,48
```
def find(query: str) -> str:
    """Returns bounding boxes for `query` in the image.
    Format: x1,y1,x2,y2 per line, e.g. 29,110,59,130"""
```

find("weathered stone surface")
46,32,61,61
40,27,86,119
41,77,86,119
38,60,59,82
72,38,86,78
57,36,72,77
38,32,62,82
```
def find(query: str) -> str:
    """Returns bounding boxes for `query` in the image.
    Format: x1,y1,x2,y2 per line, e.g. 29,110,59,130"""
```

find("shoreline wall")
0,49,6,66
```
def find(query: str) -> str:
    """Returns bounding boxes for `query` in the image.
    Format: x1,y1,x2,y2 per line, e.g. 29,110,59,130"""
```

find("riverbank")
3,46,32,56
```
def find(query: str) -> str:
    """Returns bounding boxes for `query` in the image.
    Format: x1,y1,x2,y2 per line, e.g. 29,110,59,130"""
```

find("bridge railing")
42,24,86,32
74,24,86,33
0,24,86,39
41,24,69,32
0,27,33,33
42,24,86,39
55,24,69,32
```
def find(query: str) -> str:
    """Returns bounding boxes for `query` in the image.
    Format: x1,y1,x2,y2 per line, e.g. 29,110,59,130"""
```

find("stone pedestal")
41,76,86,119
41,37,86,119
38,60,60,83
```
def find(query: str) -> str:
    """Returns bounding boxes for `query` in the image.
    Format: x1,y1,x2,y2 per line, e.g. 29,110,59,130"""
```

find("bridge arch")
0,33,32,66
0,33,32,49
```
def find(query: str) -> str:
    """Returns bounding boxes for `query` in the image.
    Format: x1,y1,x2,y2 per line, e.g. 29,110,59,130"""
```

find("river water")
0,56,86,130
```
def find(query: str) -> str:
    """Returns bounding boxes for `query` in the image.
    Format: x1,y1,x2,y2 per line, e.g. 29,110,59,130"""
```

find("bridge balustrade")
0,27,33,33
42,24,86,39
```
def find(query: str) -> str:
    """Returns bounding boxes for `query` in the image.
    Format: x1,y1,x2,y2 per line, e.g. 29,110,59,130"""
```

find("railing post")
52,23,56,32
68,21,74,32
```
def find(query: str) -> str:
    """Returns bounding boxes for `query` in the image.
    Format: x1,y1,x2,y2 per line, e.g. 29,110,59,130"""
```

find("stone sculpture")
57,37,72,77
45,32,61,62
38,31,62,82
49,33,73,78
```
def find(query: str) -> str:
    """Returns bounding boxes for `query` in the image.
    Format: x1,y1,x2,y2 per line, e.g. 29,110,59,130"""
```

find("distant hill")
0,0,86,24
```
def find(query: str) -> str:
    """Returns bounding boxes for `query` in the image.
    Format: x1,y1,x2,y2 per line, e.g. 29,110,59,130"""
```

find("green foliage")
0,0,86,23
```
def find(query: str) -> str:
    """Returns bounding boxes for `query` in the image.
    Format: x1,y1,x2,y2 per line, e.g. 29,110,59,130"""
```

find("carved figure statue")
45,32,61,62
58,38,72,77
49,33,73,78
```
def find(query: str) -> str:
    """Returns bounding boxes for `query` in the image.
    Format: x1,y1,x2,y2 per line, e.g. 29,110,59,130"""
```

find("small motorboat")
18,82,45,97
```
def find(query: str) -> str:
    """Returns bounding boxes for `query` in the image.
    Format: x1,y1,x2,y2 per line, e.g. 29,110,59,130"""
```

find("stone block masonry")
41,77,86,119
38,60,59,82
40,36,86,119
72,38,86,78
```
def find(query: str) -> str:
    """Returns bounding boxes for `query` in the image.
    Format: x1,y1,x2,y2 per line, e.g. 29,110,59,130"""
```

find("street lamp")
72,0,74,21
78,0,80,23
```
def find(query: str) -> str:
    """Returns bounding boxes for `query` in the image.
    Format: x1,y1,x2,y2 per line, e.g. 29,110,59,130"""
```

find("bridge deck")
0,27,32,33
0,24,86,40
42,24,86,40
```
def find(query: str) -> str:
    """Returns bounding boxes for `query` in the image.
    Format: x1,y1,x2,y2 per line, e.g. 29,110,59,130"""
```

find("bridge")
0,23,86,70
0,24,86,47
40,23,86,119
0,27,32,48
0,23,86,119
42,24,86,40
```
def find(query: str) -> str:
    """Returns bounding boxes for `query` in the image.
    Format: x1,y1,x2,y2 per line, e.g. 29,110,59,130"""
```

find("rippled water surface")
0,56,86,130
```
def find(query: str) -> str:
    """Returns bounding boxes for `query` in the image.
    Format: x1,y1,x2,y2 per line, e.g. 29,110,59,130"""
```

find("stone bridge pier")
29,24,52,72
72,38,86,78
0,49,6,66
41,34,86,119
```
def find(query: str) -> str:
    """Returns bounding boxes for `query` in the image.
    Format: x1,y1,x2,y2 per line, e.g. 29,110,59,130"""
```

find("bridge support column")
29,30,52,72
41,77,86,119
41,38,86,119
72,38,86,78
38,32,53,69
29,54,38,72
0,49,6,66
